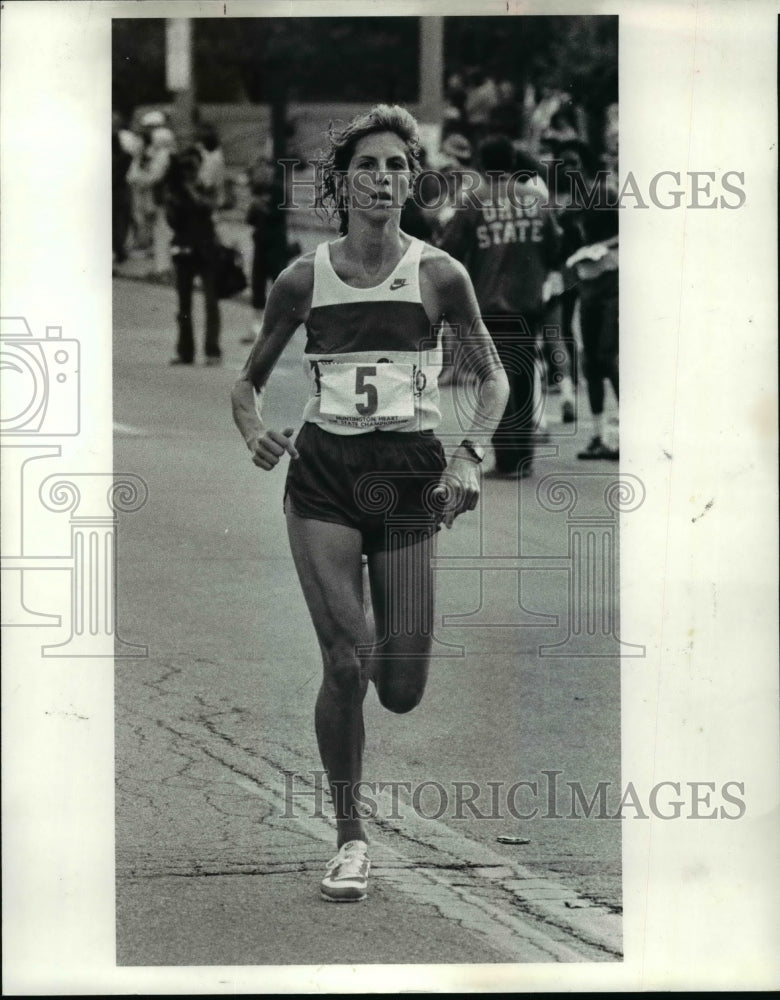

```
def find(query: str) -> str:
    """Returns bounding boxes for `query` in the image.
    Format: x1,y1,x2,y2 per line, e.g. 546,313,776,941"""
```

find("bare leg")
287,508,438,847
286,508,371,847
362,554,376,676
366,534,436,714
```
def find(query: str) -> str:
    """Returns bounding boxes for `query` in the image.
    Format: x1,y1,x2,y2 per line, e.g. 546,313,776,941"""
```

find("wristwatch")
458,439,485,464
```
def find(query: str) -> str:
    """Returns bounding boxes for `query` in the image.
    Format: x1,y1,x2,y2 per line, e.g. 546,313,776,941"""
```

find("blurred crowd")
112,71,620,460
112,109,228,277
113,107,299,364
421,69,620,464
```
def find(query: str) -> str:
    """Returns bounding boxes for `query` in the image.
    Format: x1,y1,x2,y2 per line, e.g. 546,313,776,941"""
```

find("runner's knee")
376,680,424,715
321,644,364,696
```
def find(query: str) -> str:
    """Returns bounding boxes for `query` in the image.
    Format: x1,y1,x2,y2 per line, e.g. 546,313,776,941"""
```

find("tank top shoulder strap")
388,236,423,300
311,241,339,310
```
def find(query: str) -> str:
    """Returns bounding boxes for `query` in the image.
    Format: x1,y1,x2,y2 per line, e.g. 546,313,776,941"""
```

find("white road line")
157,720,621,962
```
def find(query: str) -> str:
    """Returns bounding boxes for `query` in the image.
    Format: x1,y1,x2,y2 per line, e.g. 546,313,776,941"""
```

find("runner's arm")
425,254,510,526
437,255,509,445
231,257,313,470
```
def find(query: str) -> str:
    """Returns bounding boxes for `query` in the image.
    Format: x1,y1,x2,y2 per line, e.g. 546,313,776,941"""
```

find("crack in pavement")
133,715,621,962
136,660,183,698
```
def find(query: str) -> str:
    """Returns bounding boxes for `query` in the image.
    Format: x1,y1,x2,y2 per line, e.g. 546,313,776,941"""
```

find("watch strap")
459,439,485,463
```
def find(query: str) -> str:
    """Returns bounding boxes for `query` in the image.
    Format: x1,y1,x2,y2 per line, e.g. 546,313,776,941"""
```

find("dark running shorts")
284,422,447,553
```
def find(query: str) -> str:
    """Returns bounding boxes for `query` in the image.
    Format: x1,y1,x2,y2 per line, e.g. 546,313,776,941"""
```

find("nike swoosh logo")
389,278,408,291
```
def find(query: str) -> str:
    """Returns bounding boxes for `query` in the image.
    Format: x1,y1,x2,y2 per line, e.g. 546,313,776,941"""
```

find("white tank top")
301,238,443,435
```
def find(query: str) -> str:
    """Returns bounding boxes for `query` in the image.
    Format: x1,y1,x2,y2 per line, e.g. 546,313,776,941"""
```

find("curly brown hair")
316,104,423,235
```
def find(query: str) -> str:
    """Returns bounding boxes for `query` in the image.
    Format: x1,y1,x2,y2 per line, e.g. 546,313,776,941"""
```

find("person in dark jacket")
242,153,290,344
554,138,619,460
438,133,562,478
164,146,222,366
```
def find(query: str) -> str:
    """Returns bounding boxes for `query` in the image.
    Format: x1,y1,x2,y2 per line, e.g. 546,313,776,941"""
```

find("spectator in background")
439,133,562,478
602,103,619,187
242,152,289,344
540,267,577,425
196,122,228,209
526,85,562,154
554,137,619,460
112,110,134,266
537,136,586,343
163,146,222,366
463,67,500,144
512,142,551,201
127,110,176,277
433,132,479,386
113,112,143,255
488,78,520,137
127,113,159,253
543,103,580,148
436,132,476,234
511,142,576,424
442,71,468,138
115,109,143,158
400,145,436,243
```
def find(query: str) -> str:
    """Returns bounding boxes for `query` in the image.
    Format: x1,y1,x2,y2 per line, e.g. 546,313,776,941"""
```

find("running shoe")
577,435,619,461
320,840,370,902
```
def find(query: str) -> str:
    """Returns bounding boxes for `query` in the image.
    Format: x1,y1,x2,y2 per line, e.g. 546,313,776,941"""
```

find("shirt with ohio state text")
438,177,562,317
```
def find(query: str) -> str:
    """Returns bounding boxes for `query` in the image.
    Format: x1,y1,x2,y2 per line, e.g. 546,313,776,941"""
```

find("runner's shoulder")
269,251,315,315
420,242,471,293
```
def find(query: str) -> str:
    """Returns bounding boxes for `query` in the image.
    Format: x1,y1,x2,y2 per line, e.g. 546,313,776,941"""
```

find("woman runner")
231,105,509,901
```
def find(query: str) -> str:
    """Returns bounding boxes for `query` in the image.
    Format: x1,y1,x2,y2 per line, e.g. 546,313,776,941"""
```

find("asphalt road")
113,273,623,968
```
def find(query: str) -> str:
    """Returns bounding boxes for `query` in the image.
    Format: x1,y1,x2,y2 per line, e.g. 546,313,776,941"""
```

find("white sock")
591,413,604,439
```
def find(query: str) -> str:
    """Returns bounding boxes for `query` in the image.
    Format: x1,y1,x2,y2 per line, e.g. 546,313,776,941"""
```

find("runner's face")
344,131,412,217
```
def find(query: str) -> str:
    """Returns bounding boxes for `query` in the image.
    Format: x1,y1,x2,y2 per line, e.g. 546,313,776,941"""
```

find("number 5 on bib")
320,363,415,424
355,366,379,416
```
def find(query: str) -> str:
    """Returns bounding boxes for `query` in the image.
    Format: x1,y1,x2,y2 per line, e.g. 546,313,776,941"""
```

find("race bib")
319,362,415,426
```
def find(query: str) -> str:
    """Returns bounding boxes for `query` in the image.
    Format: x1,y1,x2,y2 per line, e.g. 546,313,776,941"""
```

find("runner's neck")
336,222,411,284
